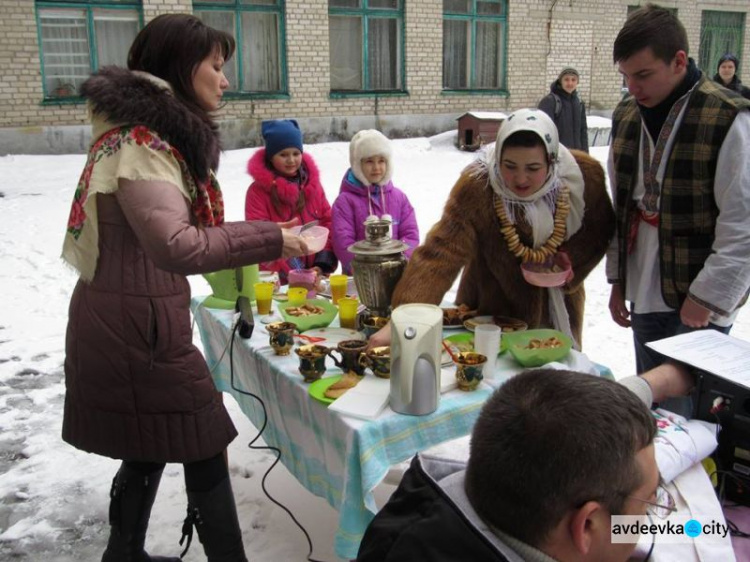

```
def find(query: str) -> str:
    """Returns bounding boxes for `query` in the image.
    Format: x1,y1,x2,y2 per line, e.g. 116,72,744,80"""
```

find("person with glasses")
357,363,694,562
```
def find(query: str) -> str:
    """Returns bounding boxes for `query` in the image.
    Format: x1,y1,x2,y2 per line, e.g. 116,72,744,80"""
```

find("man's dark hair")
128,14,235,115
501,130,546,151
500,130,547,162
613,4,688,64
465,369,656,546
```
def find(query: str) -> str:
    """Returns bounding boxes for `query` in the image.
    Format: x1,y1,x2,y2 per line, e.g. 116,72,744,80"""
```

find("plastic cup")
338,297,359,330
254,282,274,315
329,274,348,304
288,287,308,306
474,324,502,380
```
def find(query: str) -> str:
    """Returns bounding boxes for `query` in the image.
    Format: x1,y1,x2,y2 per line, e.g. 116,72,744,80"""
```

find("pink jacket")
245,149,337,281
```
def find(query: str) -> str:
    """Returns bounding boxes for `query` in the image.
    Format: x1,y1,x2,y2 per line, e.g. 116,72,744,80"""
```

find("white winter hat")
349,129,393,186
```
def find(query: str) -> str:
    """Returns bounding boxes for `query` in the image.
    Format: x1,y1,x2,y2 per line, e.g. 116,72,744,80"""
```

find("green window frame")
328,0,406,96
442,0,507,93
194,0,288,98
700,10,746,77
35,0,142,102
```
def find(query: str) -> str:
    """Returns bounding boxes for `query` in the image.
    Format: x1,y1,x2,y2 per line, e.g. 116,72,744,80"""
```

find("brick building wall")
1,0,748,152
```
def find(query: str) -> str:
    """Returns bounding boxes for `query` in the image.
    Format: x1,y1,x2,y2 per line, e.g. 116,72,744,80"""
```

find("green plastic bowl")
277,298,338,332
505,329,572,367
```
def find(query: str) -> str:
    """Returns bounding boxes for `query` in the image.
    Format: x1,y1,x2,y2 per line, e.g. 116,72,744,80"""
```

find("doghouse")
456,111,507,151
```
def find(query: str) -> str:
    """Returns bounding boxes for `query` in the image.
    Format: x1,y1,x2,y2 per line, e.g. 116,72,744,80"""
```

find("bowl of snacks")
521,252,573,288
504,328,572,367
277,298,338,332
291,225,329,255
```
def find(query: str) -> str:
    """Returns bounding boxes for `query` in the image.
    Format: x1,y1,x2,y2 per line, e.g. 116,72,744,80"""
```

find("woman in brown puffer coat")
60,14,307,562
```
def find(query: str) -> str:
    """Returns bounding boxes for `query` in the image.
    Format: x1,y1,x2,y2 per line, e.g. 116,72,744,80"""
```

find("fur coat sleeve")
391,166,482,307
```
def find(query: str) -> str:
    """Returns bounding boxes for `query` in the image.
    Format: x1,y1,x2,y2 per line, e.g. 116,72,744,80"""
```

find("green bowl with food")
504,329,572,367
277,298,338,332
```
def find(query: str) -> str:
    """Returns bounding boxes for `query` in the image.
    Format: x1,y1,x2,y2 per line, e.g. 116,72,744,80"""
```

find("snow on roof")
457,111,508,121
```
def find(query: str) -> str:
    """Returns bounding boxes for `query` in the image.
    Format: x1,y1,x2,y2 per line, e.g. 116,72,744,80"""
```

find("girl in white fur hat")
331,129,420,274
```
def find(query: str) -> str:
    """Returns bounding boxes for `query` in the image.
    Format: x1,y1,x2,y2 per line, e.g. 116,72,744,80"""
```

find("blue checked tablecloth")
191,297,612,559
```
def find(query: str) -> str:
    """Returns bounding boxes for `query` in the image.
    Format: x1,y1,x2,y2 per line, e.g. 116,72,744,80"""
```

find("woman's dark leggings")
123,451,228,492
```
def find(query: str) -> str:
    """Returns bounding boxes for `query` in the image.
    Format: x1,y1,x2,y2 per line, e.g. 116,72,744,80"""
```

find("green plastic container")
202,265,260,309
504,329,572,367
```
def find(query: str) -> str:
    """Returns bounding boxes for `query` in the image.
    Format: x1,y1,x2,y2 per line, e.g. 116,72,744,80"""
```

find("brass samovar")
348,218,409,318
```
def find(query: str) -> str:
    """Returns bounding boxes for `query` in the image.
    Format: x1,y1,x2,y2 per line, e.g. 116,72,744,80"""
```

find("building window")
700,11,745,76
36,1,141,100
328,0,404,93
442,0,507,91
194,0,287,95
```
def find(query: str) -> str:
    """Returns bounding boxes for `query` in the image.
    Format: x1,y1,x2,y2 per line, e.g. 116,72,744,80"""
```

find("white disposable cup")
474,324,502,380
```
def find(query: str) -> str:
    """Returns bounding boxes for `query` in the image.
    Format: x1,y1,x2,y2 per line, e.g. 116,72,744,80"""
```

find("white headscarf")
484,108,587,348
486,108,585,247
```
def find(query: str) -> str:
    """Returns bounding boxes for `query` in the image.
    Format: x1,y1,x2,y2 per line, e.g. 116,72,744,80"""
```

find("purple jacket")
331,169,419,274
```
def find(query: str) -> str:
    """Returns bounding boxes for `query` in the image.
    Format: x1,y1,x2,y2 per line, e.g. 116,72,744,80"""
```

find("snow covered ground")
1,129,748,561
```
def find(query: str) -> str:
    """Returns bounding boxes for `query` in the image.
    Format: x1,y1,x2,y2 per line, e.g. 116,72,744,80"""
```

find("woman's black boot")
101,464,181,562
180,476,247,561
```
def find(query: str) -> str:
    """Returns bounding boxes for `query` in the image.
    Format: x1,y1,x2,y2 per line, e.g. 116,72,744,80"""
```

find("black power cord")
228,320,326,562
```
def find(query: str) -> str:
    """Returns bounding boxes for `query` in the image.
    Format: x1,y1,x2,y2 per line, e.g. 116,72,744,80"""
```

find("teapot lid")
347,217,410,256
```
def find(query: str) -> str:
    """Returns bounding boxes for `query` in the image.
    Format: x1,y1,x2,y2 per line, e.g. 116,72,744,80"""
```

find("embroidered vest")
611,77,750,309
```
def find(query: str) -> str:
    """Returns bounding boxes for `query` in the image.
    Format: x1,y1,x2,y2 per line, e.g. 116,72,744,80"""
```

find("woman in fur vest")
61,14,308,561
373,108,614,348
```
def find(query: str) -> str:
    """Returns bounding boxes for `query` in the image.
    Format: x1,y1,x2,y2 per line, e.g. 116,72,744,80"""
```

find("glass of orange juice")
338,297,359,330
253,282,274,315
288,287,308,306
329,274,348,304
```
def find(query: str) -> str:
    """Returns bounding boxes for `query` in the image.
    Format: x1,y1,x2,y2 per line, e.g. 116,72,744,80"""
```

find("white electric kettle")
389,304,443,416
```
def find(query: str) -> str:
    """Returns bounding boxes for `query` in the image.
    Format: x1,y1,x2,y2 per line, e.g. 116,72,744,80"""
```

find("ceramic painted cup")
361,315,389,338
288,287,308,307
361,346,391,378
454,351,487,391
294,344,329,382
338,297,359,330
266,321,297,356
328,339,368,376
254,282,274,315
329,274,348,305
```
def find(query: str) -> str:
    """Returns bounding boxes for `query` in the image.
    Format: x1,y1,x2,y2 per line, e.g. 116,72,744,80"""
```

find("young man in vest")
606,4,750,415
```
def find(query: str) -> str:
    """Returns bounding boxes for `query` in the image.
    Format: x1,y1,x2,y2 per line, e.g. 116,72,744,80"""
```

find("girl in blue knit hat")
245,119,337,284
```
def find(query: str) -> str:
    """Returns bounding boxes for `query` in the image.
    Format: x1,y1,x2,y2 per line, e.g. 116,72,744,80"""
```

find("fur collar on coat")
246,148,322,206
80,66,221,182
